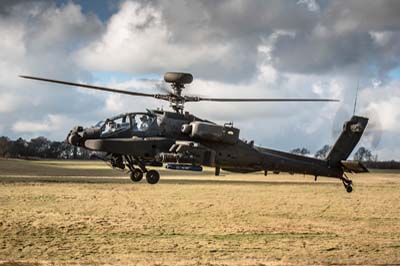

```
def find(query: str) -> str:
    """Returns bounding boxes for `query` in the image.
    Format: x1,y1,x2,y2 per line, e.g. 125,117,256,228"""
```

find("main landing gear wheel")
130,169,143,182
146,170,160,184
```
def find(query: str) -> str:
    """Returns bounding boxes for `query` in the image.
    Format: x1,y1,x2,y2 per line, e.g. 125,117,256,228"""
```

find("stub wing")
84,137,174,157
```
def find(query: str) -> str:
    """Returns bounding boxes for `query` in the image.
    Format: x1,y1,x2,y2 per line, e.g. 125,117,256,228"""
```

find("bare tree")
290,147,310,156
354,147,376,161
315,145,331,159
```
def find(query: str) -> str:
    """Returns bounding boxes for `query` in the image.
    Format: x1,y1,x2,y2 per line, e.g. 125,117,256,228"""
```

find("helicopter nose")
67,126,101,146
67,126,84,146
82,127,101,139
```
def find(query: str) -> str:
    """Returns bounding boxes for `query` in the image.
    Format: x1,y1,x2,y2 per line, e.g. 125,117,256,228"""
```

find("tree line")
0,136,91,159
290,145,378,161
290,145,400,169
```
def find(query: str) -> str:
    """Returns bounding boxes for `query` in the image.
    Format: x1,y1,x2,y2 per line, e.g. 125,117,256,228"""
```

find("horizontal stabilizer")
341,160,369,173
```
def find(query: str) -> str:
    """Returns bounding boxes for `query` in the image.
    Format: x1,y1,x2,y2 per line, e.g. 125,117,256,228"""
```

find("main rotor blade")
187,97,339,102
19,75,165,99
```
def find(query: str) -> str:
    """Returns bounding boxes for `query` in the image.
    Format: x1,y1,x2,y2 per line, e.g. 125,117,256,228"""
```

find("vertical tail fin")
327,116,369,165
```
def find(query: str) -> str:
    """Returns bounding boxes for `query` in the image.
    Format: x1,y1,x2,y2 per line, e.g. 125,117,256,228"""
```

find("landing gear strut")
215,166,220,176
341,174,353,193
111,155,125,169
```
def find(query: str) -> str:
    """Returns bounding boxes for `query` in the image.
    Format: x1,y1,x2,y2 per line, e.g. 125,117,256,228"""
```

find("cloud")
0,93,21,113
269,0,400,76
0,0,50,15
360,80,400,133
75,1,244,82
324,0,400,33
12,114,66,132
75,0,400,80
75,0,321,82
0,0,105,139
297,0,320,12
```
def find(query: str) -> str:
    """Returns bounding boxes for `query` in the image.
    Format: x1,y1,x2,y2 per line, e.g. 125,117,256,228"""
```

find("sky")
1,0,399,160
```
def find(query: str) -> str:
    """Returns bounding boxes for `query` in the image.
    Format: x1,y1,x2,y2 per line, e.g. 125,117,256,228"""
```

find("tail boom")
256,115,369,192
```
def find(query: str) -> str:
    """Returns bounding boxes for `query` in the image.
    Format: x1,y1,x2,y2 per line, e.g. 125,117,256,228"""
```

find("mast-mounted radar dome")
164,72,193,84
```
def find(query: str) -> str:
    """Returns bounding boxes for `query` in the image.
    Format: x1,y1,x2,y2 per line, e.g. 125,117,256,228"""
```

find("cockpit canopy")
96,113,156,136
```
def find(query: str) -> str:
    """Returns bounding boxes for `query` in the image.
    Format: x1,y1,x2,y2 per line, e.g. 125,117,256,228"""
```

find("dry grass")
0,158,399,265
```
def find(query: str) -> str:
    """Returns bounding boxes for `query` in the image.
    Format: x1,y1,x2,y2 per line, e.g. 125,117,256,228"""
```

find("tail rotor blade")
332,105,351,137
363,109,382,149
332,104,382,149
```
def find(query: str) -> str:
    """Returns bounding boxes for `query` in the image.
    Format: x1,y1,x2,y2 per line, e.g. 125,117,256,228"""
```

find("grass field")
0,158,399,265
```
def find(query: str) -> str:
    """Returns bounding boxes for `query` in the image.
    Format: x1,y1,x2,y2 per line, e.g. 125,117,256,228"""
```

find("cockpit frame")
98,112,157,137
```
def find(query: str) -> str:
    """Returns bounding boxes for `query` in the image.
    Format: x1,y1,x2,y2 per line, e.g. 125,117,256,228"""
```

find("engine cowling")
181,122,240,144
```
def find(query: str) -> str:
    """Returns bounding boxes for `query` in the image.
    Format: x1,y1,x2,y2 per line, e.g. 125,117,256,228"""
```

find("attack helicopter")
20,72,369,192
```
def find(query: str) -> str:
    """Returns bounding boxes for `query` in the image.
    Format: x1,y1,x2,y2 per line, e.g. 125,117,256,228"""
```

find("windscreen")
131,114,155,132
101,114,130,135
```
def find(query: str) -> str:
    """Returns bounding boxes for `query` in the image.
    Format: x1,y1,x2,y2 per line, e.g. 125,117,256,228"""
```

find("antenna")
353,79,359,115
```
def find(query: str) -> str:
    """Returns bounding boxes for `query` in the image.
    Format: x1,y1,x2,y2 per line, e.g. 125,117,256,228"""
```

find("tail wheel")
146,170,160,184
341,175,353,193
130,169,143,182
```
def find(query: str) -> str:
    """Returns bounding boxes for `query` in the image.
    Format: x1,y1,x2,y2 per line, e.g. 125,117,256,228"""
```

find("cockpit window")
94,120,104,127
101,115,130,135
100,113,155,136
131,114,154,132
